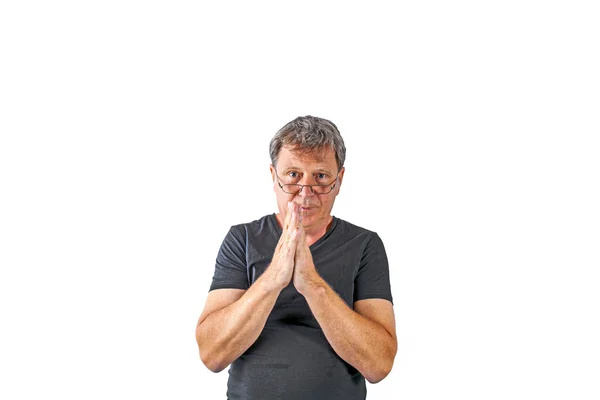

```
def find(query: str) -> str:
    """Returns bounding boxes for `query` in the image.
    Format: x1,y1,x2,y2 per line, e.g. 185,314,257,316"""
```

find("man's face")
270,145,344,230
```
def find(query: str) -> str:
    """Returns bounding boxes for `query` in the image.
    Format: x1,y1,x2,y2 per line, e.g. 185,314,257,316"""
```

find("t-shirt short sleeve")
353,232,393,304
209,225,249,291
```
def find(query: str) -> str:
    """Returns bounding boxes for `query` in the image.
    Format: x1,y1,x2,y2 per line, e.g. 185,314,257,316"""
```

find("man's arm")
195,281,280,373
196,202,300,372
303,285,397,383
293,225,397,383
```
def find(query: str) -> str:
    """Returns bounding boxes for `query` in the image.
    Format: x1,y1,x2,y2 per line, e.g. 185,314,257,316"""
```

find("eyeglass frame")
274,168,340,195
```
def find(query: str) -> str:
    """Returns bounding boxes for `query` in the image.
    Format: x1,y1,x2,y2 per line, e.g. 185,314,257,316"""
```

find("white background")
1,1,599,399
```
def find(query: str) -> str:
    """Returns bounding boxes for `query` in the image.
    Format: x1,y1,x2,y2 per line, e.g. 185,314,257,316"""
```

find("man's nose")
298,184,314,196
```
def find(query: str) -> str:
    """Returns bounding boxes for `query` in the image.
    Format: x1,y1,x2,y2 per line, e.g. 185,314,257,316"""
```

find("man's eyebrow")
313,168,334,175
281,166,334,174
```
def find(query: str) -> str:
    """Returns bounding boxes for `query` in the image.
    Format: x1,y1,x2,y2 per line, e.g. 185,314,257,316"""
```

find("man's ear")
337,167,345,188
269,165,277,183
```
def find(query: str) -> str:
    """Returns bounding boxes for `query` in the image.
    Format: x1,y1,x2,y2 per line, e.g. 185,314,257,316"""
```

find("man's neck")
275,213,333,247
300,216,334,247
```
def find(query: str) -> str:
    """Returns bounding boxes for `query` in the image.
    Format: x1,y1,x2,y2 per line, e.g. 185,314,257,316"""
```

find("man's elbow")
364,363,393,384
202,360,227,374
196,327,228,373
364,352,395,384
200,351,228,373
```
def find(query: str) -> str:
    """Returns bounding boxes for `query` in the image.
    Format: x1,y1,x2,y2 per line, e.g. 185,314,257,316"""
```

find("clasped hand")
267,201,320,294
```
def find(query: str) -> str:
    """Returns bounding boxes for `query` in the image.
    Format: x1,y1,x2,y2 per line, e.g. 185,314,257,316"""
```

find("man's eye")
285,172,302,182
316,173,327,180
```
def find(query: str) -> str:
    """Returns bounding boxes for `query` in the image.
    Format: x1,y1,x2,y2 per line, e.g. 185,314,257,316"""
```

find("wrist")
257,265,289,293
297,272,327,297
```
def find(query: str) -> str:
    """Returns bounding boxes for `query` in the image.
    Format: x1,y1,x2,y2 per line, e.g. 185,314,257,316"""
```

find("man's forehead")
278,145,337,169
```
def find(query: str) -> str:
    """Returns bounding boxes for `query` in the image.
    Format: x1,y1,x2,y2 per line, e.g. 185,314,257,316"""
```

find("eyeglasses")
275,170,339,195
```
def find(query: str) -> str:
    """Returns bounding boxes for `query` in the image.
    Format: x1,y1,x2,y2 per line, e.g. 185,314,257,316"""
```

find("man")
196,116,396,399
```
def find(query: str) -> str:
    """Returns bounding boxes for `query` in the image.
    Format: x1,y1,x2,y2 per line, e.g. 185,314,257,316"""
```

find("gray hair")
269,116,346,171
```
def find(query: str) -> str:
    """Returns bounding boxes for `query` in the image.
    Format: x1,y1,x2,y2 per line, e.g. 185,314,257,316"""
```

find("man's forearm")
301,279,397,383
196,276,281,372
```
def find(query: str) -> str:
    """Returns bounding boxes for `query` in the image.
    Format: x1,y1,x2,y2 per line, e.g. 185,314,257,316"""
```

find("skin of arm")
294,224,397,383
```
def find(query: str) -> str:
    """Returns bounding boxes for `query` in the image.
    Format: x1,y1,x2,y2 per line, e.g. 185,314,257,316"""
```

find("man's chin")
299,213,327,229
298,208,316,221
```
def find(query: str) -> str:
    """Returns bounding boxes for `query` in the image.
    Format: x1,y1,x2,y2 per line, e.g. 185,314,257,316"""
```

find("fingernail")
288,201,292,210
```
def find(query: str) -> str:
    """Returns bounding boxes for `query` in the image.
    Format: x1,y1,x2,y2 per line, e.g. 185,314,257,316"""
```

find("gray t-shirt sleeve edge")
353,232,393,305
209,225,250,292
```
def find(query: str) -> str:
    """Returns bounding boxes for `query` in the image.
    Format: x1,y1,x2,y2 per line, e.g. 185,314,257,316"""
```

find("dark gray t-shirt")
210,214,393,400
